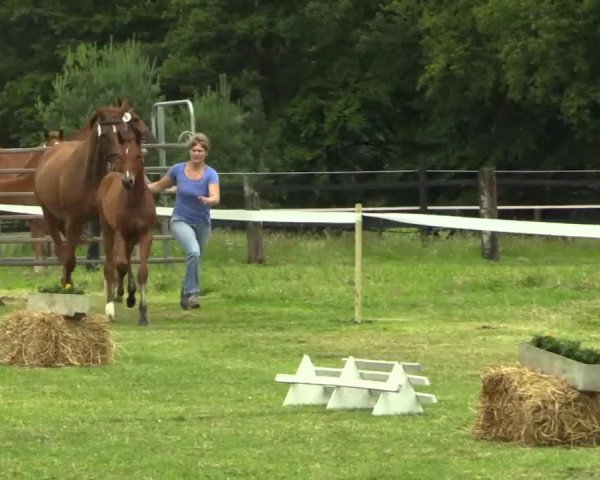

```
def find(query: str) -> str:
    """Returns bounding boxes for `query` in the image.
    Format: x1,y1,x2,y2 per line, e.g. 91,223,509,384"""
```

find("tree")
34,39,163,145
418,0,600,169
476,0,600,148
273,0,427,172
167,75,258,172
0,0,176,146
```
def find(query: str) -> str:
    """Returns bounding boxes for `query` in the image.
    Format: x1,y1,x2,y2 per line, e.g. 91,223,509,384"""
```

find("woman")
148,133,220,309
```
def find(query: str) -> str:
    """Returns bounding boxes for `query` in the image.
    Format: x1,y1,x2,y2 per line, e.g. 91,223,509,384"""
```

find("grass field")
1,229,600,479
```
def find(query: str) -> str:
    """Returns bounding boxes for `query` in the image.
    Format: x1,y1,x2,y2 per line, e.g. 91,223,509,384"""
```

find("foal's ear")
44,129,64,141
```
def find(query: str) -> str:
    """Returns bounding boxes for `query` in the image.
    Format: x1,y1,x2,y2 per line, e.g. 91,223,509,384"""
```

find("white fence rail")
2,202,600,321
3,203,600,238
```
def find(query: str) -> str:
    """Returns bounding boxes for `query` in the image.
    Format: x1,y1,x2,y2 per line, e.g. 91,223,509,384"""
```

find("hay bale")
472,366,600,446
0,310,115,367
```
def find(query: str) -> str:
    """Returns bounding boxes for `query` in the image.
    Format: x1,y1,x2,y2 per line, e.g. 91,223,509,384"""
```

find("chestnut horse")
97,127,156,325
64,100,156,271
0,130,64,271
34,104,135,287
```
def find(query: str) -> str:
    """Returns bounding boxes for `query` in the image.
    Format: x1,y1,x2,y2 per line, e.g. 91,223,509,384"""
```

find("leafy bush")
530,335,600,364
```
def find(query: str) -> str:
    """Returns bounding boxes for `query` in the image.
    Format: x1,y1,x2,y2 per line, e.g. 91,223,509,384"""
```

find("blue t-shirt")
168,163,220,225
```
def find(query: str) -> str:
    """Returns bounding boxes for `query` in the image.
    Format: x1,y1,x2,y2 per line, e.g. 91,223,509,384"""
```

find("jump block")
27,292,90,317
275,355,437,416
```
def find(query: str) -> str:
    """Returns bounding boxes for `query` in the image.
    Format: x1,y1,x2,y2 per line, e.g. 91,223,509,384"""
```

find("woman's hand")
148,175,174,194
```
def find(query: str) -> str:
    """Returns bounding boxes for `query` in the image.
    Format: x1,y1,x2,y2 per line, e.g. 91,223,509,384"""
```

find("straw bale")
472,366,600,446
0,310,115,367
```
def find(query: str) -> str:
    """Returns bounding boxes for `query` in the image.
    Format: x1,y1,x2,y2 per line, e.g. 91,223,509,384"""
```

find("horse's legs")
113,241,124,303
40,206,66,281
42,220,53,260
113,232,129,308
86,217,101,272
28,219,47,273
114,269,124,303
137,232,153,326
101,222,117,321
125,239,137,309
63,219,85,287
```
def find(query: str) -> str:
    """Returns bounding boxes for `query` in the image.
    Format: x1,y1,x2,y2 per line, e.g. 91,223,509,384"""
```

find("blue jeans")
170,218,211,296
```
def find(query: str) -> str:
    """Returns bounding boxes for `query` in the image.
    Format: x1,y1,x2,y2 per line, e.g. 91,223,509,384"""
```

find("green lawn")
1,229,600,479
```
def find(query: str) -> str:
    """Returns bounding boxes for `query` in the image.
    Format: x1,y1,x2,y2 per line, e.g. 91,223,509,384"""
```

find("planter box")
27,292,90,317
518,342,600,392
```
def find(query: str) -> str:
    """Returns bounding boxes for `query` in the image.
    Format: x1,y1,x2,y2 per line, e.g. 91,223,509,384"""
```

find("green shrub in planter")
38,285,86,295
530,335,600,365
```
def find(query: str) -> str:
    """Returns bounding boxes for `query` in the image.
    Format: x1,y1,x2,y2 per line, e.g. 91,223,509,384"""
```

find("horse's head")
116,98,157,144
43,129,64,147
88,104,134,177
119,125,144,190
72,100,156,144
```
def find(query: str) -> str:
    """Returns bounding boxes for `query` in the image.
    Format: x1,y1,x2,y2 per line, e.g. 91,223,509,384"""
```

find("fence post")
354,203,363,324
418,155,430,243
478,166,499,261
244,176,264,264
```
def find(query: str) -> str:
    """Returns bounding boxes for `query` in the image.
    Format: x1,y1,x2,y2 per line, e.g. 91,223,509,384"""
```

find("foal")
97,129,156,325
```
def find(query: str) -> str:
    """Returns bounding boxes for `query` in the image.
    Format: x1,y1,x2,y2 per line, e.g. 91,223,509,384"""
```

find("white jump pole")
354,203,363,323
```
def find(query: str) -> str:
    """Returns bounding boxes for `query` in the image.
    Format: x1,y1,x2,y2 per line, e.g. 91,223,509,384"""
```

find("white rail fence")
2,202,600,321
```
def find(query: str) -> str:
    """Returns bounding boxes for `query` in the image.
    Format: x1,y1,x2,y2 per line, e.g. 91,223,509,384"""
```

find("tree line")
2,0,599,176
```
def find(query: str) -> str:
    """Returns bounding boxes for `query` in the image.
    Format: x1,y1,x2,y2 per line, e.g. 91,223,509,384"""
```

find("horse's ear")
44,129,50,140
58,129,64,140
88,111,99,129
120,98,132,110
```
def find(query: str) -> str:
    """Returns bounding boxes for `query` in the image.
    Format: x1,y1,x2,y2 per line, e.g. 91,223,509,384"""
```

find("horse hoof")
114,295,123,303
105,302,115,321
138,304,148,325
127,296,136,308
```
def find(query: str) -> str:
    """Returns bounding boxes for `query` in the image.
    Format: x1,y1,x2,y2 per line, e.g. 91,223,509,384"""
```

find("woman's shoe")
181,292,200,310
186,295,200,309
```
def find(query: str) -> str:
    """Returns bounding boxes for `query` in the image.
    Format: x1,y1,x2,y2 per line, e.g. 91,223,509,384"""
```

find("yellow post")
354,203,363,324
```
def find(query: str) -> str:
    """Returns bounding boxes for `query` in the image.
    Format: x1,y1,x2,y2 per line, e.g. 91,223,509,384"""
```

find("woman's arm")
147,175,174,194
198,183,220,207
